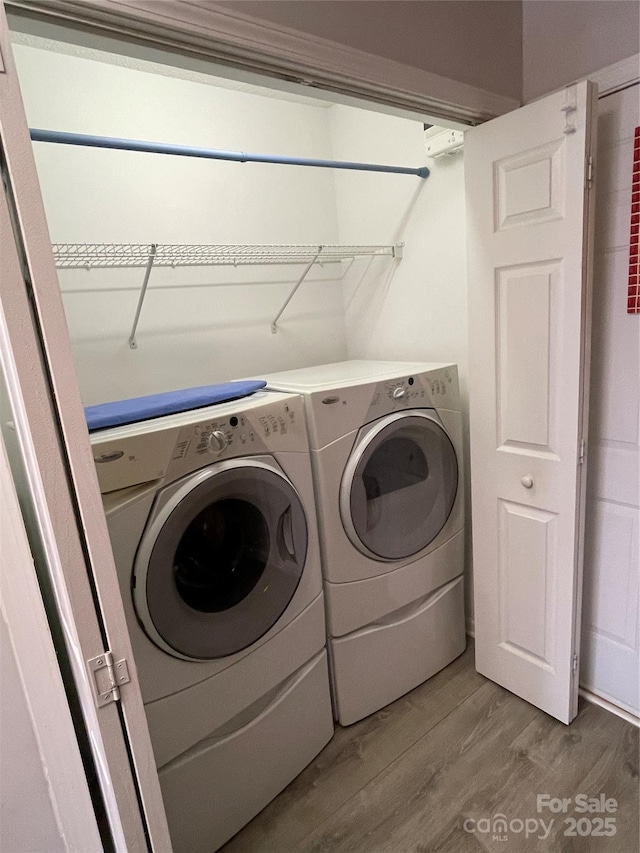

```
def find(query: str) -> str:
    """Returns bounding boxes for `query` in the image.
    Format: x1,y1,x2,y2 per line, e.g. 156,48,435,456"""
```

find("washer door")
134,458,308,661
341,411,458,561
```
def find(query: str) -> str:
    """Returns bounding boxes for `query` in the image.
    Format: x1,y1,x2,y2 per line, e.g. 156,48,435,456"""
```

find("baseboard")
579,688,640,728
465,632,637,727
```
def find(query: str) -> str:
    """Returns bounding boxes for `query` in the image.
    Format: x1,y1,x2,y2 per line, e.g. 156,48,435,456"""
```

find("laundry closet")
0,1,605,746
7,25,476,849
2,7,638,852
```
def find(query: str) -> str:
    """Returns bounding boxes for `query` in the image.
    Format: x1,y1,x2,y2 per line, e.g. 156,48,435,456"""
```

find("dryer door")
341,411,458,561
134,458,308,660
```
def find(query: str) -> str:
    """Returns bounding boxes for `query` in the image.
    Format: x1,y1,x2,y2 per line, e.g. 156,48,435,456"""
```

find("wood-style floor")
222,643,639,852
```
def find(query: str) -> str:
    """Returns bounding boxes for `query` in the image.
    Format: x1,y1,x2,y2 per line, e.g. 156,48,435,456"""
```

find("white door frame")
5,0,518,127
586,53,640,98
0,9,172,850
524,53,640,104
578,54,640,728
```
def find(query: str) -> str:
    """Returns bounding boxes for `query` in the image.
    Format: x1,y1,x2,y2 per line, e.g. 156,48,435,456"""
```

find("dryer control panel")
365,365,459,421
302,364,460,449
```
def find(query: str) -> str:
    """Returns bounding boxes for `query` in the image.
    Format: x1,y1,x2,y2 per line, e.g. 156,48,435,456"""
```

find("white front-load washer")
90,391,333,852
266,361,466,725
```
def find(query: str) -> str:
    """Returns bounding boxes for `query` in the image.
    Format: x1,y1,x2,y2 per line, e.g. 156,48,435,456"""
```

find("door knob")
521,476,534,489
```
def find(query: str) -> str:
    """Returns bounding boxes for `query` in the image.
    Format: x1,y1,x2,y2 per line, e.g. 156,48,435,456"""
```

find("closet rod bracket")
128,244,157,349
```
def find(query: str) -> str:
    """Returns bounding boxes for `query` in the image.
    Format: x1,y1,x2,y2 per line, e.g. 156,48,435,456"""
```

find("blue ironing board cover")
85,380,267,432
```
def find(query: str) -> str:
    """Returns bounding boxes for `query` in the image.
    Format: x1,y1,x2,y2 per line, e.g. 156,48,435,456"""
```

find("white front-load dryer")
266,361,466,725
91,391,333,852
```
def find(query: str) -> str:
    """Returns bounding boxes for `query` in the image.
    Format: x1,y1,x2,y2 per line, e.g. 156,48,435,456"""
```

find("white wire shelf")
51,242,403,346
52,242,399,269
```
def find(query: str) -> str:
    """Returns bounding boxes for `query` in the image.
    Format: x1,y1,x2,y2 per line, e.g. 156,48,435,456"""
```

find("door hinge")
88,651,131,708
572,653,579,672
579,438,586,464
586,155,594,189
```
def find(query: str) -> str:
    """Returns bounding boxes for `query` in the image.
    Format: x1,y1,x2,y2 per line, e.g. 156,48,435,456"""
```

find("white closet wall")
12,41,348,405
329,106,472,618
330,108,467,374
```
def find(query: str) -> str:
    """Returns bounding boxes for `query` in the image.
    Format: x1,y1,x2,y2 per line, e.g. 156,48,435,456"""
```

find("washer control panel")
165,394,304,480
90,392,307,493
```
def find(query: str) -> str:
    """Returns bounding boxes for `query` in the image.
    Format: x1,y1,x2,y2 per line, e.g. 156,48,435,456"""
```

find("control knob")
392,386,406,400
208,429,229,454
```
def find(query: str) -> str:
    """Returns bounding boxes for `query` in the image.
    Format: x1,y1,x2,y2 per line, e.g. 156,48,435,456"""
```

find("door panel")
466,81,597,723
498,500,557,666
495,139,565,229
497,261,559,452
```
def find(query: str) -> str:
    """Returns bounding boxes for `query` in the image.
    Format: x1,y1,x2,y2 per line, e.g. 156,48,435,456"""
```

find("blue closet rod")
29,128,430,179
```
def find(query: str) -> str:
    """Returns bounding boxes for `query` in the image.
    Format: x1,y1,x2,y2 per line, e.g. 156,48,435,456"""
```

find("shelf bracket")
271,247,322,333
128,243,157,349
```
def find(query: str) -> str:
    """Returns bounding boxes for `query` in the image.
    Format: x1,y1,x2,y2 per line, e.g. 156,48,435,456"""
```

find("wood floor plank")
552,712,639,853
221,644,484,852
222,646,639,853
296,682,539,853
430,700,635,853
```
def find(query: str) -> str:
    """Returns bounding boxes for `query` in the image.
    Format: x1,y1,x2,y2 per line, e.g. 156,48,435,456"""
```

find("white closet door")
465,81,598,724
0,10,171,849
